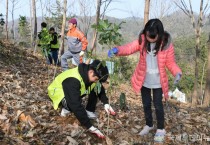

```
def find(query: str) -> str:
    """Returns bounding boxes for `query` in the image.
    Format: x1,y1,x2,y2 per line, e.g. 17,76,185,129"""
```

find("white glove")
104,104,116,116
79,50,85,56
88,126,105,139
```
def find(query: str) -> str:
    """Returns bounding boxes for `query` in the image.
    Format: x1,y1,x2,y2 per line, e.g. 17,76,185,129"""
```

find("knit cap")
68,18,77,25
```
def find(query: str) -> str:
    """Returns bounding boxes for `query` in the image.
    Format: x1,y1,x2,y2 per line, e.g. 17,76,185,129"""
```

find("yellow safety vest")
48,67,96,110
51,33,60,49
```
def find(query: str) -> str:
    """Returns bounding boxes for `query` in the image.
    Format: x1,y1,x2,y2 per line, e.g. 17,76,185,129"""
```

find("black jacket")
50,32,58,44
50,32,59,50
62,63,108,128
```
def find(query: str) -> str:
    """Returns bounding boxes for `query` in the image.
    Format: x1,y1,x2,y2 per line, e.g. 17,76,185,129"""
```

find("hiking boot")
154,129,166,143
86,110,97,119
60,108,71,117
139,125,154,136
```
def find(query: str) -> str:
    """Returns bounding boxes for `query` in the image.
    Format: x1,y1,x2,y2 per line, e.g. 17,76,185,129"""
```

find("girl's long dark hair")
139,19,168,55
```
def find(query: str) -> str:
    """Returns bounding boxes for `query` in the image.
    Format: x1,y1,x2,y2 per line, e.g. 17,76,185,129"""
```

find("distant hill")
7,10,210,45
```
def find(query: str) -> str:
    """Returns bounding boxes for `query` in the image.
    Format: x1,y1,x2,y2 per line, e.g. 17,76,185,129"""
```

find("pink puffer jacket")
117,34,182,99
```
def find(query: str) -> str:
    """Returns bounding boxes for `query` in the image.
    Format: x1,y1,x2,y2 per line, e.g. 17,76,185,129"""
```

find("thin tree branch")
101,0,112,19
203,0,210,12
174,1,189,16
188,0,196,31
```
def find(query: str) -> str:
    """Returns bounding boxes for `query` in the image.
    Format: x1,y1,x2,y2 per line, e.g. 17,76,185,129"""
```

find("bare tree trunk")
89,0,113,56
12,4,14,39
29,0,33,46
192,33,200,106
192,28,201,106
78,0,93,37
39,0,45,21
191,0,203,106
144,0,150,25
32,0,37,49
203,34,210,107
90,0,101,55
10,0,20,40
58,0,67,58
6,0,9,40
192,48,199,106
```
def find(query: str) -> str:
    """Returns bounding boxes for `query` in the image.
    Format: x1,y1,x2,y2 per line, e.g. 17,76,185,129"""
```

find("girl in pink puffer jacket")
108,19,182,143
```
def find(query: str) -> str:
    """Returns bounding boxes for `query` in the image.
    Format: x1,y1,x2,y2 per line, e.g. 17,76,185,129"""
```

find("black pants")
141,86,164,129
61,90,98,112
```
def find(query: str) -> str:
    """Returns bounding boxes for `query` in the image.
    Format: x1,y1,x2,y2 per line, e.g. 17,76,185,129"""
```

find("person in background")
48,59,116,139
61,18,88,70
37,22,51,64
48,27,60,65
108,19,182,143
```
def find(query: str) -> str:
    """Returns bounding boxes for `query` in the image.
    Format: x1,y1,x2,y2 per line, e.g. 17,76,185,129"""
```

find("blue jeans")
141,86,164,129
48,49,59,65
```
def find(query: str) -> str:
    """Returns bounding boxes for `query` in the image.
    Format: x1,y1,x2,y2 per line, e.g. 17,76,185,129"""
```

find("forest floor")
0,40,209,145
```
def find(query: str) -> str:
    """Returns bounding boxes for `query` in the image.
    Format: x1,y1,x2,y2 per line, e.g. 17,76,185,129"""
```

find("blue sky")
0,0,205,21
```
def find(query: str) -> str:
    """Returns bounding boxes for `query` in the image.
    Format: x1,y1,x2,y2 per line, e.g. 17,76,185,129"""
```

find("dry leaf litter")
0,40,209,145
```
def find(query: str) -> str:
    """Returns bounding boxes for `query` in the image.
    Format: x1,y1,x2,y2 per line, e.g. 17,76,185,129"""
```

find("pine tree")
18,16,30,41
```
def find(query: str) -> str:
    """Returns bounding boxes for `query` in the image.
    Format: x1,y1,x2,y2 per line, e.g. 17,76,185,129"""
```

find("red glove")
88,126,105,139
104,104,116,116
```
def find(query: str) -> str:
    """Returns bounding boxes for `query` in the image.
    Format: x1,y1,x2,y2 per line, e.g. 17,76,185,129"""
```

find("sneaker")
154,129,166,143
60,108,71,117
139,125,154,136
86,110,97,119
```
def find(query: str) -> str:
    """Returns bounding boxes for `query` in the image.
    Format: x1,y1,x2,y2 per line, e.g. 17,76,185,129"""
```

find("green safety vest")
51,33,60,49
48,67,96,110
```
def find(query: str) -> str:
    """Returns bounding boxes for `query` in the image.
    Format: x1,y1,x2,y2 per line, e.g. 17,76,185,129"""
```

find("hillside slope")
0,40,209,145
